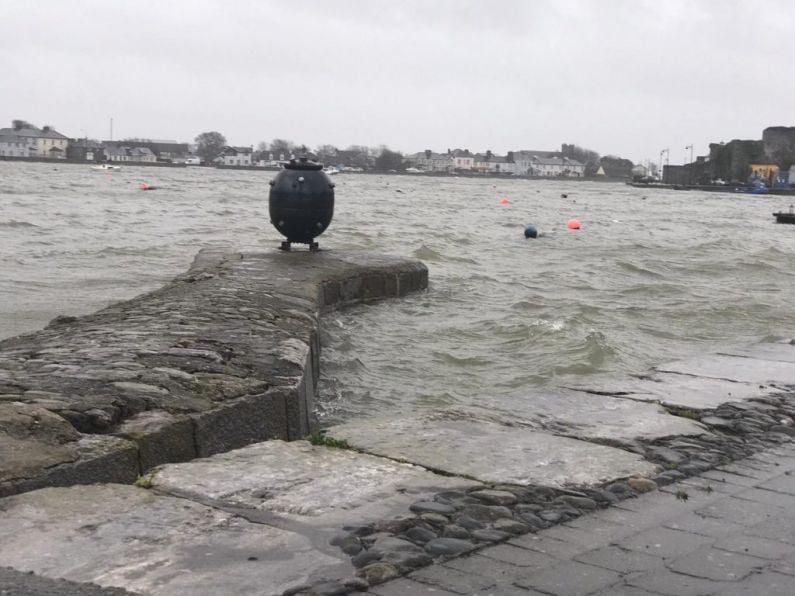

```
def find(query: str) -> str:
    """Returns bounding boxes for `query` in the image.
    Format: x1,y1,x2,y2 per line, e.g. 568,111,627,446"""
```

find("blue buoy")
524,225,538,239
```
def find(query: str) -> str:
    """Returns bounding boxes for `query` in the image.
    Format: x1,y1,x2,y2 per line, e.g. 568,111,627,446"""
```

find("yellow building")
750,163,779,182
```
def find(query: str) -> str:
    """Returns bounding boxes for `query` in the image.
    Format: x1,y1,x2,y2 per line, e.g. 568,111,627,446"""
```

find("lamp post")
660,148,669,183
685,145,693,184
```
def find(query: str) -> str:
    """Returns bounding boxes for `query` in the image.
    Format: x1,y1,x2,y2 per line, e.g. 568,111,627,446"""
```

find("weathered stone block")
115,411,196,471
2,435,139,497
192,390,289,457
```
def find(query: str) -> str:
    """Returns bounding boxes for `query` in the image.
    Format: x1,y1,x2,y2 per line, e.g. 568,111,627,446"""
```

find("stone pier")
1,248,794,595
0,249,428,497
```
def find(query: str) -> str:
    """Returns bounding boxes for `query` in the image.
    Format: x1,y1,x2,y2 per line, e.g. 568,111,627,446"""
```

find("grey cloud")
2,0,794,160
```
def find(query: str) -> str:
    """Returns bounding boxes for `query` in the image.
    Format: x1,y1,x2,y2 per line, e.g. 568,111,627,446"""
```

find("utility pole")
110,118,113,141
659,148,669,182
685,145,694,184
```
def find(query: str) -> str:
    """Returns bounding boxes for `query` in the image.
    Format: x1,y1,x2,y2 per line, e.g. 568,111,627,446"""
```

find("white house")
408,151,454,172
0,133,34,157
473,154,516,174
0,124,69,158
30,125,69,158
220,146,253,166
511,150,559,176
105,146,129,162
526,156,585,177
408,151,431,170
430,153,454,172
451,149,475,170
128,147,157,163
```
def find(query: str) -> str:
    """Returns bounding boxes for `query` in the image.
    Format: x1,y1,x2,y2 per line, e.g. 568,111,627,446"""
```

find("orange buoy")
140,183,149,191
567,218,581,230
500,197,511,205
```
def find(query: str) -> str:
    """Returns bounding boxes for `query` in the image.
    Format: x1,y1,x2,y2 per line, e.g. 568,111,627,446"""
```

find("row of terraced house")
0,122,198,164
0,123,264,168
406,149,586,177
0,124,71,159
0,122,587,176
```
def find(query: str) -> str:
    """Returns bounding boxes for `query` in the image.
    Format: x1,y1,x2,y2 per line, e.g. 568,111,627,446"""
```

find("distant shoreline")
0,156,629,182
0,155,188,168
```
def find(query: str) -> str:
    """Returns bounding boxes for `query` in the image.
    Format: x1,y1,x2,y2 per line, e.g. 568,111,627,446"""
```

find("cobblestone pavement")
370,443,795,596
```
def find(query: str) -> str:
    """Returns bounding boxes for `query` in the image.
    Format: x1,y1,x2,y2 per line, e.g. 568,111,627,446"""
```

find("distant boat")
323,166,340,176
91,164,122,172
774,205,795,224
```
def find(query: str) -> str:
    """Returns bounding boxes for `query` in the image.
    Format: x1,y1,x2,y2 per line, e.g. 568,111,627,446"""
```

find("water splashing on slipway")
1,162,793,423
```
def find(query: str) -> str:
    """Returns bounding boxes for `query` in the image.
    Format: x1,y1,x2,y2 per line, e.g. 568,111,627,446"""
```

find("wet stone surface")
306,389,795,594
0,244,793,596
0,249,428,497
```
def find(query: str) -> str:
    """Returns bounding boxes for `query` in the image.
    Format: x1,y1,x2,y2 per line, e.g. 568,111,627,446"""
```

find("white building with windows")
408,151,454,172
129,147,157,162
473,154,516,174
512,151,558,176
451,149,475,170
105,146,129,162
0,133,34,157
220,146,253,166
0,124,69,158
526,156,585,177
32,126,69,158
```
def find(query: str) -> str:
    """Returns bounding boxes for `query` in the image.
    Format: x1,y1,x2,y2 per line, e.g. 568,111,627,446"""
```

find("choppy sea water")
2,161,793,423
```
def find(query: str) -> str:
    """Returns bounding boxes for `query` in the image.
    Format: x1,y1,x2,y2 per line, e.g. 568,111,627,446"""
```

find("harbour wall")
0,249,428,497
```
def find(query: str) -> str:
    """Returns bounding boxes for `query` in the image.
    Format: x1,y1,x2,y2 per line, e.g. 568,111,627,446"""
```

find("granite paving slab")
0,440,479,596
327,412,659,488
150,439,481,527
0,484,347,596
655,347,795,387
566,372,783,410
721,343,795,364
440,388,707,445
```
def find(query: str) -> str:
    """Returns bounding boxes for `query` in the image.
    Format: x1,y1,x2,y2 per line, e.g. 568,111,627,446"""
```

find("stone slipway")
0,444,478,596
328,413,660,488
1,241,794,595
565,344,795,410
321,343,795,490
0,249,428,497
0,344,792,595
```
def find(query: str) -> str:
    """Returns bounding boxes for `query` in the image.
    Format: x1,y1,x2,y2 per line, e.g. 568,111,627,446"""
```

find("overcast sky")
2,0,792,163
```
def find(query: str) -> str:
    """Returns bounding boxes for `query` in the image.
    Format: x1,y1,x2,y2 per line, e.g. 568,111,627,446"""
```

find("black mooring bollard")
268,156,335,251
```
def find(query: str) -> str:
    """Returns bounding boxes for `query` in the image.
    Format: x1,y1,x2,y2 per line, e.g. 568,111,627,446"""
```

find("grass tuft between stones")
134,473,156,489
665,406,700,420
309,430,351,450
